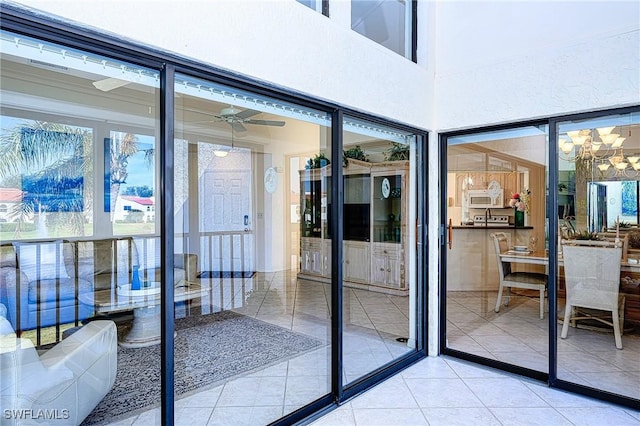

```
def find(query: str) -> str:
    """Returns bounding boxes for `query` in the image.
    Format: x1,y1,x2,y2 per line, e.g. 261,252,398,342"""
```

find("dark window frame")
439,105,640,411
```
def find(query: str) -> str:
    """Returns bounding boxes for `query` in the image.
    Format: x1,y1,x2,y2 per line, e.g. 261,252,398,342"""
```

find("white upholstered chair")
491,232,548,319
0,303,117,425
561,242,625,349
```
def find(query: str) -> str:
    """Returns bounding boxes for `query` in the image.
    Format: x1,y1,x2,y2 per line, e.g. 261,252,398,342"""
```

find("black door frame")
439,105,640,410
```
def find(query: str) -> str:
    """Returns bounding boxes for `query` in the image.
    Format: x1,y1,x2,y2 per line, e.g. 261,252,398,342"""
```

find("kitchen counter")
447,226,537,291
453,225,534,230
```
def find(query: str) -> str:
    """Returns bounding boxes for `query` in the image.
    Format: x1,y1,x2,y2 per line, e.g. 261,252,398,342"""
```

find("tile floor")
447,290,640,400
310,356,640,426
101,273,639,425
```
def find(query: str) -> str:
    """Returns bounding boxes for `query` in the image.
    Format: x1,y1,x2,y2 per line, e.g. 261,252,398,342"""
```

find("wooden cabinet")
298,159,410,294
371,243,403,288
301,237,323,276
344,241,370,283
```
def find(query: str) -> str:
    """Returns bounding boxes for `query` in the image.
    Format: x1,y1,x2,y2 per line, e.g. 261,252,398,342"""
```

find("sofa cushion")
13,240,70,282
64,238,139,279
27,277,93,304
0,316,13,336
0,245,16,268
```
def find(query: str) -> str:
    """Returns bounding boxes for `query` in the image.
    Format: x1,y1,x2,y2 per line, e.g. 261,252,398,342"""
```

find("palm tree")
0,121,92,237
107,132,154,217
0,120,152,237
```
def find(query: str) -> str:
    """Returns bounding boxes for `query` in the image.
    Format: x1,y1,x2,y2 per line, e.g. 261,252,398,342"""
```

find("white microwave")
467,189,504,209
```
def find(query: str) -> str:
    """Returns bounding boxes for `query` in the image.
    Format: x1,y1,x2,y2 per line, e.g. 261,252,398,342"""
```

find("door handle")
448,218,453,250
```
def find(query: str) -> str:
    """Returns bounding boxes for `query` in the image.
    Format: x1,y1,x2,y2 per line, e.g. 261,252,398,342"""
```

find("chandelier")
559,126,638,175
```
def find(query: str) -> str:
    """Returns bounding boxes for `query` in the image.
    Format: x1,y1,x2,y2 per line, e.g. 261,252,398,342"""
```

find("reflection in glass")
0,30,160,423
174,74,332,423
351,0,411,57
557,114,640,401
341,116,417,385
445,125,550,373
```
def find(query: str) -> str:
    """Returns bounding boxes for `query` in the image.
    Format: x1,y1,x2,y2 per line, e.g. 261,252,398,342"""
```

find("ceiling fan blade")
187,120,216,126
231,122,247,133
234,109,262,119
247,119,286,127
92,77,130,92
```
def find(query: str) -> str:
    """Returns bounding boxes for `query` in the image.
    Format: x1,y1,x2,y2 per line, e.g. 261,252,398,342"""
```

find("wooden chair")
491,232,548,319
561,241,625,349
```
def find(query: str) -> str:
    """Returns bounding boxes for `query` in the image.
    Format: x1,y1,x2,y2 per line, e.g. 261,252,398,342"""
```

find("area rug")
81,310,323,425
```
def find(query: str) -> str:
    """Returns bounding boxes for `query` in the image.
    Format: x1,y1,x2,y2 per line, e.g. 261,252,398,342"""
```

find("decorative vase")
131,264,142,290
514,209,525,227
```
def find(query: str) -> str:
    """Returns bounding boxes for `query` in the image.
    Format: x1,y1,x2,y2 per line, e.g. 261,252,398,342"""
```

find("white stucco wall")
434,0,640,130
7,0,434,130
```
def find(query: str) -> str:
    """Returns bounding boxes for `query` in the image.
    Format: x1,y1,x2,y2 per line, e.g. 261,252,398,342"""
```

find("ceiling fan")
189,106,286,132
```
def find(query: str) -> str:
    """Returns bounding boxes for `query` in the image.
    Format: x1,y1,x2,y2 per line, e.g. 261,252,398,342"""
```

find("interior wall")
434,0,640,130
8,0,434,130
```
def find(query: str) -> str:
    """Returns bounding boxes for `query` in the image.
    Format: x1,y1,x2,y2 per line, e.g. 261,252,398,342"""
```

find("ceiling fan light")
220,106,241,116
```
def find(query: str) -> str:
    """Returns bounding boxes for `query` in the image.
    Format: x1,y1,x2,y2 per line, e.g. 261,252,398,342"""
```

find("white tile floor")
102,274,639,425
310,356,640,426
447,290,640,400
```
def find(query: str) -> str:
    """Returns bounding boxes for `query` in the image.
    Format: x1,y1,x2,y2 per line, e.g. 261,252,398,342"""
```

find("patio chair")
491,232,548,319
561,242,625,349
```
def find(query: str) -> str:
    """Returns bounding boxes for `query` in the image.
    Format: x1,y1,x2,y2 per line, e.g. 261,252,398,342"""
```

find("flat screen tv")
343,203,370,241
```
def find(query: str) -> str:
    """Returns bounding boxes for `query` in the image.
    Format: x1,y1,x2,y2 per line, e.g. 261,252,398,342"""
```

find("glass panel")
342,115,418,385
557,112,640,400
0,30,160,423
445,124,550,373
174,74,332,423
352,0,412,58
297,0,326,14
109,131,157,236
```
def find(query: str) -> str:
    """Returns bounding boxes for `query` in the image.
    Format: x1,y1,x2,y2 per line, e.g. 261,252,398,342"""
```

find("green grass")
1,222,156,243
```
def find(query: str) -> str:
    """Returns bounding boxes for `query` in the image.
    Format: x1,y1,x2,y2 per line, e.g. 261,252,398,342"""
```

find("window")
0,30,159,241
296,0,328,16
352,0,414,59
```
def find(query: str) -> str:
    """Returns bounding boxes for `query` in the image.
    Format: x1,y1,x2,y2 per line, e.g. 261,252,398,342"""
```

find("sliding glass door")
341,116,420,385
173,75,332,424
555,111,640,401
444,125,550,373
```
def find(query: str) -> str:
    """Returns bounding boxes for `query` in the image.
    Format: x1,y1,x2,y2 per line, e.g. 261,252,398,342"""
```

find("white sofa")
0,303,117,425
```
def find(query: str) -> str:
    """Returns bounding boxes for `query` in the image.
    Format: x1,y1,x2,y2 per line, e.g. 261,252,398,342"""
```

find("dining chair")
561,242,625,349
491,232,548,319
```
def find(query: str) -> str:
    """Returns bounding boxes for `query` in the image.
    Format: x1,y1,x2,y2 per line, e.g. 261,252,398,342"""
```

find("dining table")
499,248,640,272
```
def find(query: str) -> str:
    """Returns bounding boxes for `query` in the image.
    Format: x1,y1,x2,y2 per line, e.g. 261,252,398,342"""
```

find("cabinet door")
301,245,313,273
344,242,370,282
371,245,402,288
322,240,332,278
371,252,389,285
301,238,323,276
